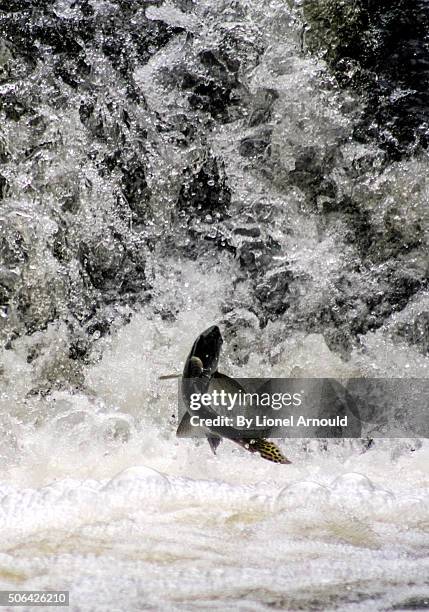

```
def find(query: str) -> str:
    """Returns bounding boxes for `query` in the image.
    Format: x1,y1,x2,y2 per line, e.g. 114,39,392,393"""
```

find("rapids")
0,1,428,610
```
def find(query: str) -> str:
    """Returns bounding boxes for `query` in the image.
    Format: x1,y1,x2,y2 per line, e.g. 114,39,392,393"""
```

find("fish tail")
244,439,292,464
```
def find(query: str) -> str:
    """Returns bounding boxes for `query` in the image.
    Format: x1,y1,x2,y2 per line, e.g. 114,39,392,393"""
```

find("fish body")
177,326,291,465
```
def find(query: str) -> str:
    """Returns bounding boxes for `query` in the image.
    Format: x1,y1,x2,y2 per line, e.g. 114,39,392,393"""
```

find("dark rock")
393,311,429,355
306,256,428,345
178,155,231,218
239,127,273,158
0,227,28,267
0,174,8,199
0,91,28,121
288,147,337,208
322,196,373,254
120,155,150,223
78,240,125,292
254,268,294,316
303,0,429,158
248,88,279,127
233,227,261,238
238,239,278,274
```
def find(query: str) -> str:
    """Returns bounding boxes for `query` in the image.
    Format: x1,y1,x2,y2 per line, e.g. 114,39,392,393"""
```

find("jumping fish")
165,325,291,464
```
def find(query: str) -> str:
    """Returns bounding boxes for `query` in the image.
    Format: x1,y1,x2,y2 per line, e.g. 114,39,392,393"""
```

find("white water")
0,262,428,610
1,0,429,610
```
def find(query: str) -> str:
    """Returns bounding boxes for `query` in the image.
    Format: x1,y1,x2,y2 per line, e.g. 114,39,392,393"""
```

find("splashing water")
0,0,428,610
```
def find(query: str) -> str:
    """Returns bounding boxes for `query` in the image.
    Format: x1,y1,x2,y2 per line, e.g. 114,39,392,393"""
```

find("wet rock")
233,226,261,238
54,55,90,89
254,267,294,316
187,76,239,120
178,155,231,218
303,0,429,158
0,91,28,121
307,256,428,348
289,147,337,208
0,226,28,268
239,127,273,159
322,196,373,254
0,174,7,199
238,237,280,274
120,155,150,223
186,48,241,120
247,88,279,127
393,311,429,355
78,241,124,291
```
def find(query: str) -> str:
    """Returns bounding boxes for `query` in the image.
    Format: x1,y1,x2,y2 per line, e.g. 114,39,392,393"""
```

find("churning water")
0,1,428,610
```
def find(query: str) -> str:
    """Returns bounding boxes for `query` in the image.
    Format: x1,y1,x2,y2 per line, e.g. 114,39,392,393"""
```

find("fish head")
183,325,223,379
181,325,223,410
